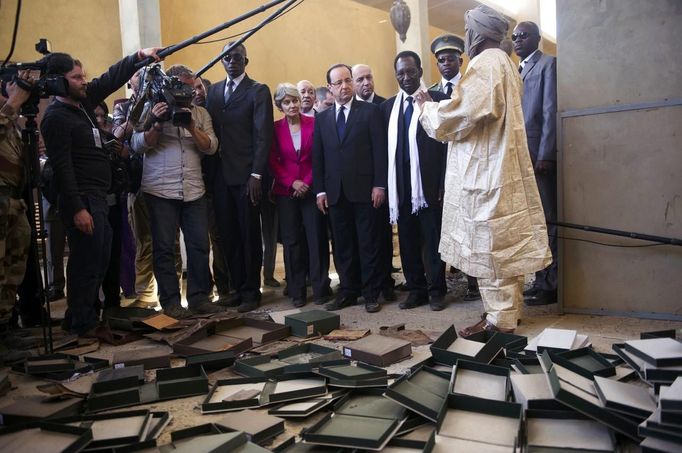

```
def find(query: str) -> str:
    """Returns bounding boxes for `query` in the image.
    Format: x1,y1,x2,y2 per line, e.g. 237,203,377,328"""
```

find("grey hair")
273,83,301,109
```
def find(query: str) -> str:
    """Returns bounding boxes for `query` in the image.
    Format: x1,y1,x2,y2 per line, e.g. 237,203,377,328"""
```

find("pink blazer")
268,114,315,197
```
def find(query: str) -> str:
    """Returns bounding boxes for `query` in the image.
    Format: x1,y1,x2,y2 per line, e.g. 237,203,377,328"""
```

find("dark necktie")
403,96,413,164
445,82,453,97
224,80,234,103
336,105,346,140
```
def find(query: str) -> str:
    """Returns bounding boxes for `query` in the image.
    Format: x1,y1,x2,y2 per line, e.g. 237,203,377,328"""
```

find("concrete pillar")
394,0,431,84
118,0,162,94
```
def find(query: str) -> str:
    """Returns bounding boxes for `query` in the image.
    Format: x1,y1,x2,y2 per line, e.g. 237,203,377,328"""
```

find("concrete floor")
2,245,681,450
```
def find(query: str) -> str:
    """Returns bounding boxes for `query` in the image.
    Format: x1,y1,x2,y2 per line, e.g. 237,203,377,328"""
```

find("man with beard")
41,48,162,336
415,5,551,335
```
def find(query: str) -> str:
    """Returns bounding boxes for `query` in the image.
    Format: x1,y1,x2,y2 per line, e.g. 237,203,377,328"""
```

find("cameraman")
130,64,221,319
0,71,33,331
40,48,162,337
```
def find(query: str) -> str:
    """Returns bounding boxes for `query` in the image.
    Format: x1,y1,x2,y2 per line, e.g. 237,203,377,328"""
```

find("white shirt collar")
441,72,461,90
335,98,353,112
355,93,375,103
226,72,246,91
521,49,540,67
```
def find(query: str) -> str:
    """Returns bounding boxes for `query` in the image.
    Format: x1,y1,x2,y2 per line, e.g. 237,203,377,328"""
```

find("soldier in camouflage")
0,72,33,326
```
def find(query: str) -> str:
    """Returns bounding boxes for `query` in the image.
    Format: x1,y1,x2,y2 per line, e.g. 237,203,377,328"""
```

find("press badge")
92,128,103,148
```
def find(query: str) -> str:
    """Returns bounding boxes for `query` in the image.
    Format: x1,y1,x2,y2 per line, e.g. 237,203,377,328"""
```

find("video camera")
0,39,68,116
141,64,194,127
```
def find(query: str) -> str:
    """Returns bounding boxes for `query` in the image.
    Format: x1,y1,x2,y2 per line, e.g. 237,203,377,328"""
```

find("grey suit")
520,50,558,291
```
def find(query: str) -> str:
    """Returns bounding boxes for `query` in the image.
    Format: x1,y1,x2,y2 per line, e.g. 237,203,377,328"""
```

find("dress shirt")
224,72,246,99
355,93,375,103
440,72,462,92
519,49,540,71
131,106,218,202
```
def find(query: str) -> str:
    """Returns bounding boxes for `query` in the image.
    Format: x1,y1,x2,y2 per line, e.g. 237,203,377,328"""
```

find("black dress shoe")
399,293,427,309
325,295,357,311
382,287,397,302
365,298,381,313
292,297,306,308
237,300,259,313
429,294,446,311
524,289,558,306
217,293,242,307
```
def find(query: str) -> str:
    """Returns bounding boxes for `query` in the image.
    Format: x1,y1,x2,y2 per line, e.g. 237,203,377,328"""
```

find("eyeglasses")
329,78,353,87
511,32,536,41
222,53,245,63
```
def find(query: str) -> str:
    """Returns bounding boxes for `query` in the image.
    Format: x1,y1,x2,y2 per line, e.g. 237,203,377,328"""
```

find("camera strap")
78,104,103,149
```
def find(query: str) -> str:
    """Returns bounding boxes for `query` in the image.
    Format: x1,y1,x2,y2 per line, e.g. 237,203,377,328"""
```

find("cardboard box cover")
285,310,340,338
342,334,411,367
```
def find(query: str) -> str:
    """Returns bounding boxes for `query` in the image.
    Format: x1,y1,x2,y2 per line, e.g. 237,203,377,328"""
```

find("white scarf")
387,88,428,224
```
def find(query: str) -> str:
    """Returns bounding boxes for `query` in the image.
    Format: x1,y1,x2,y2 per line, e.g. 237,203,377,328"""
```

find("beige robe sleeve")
420,63,505,143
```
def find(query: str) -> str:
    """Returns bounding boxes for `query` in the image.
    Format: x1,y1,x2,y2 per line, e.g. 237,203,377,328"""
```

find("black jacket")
379,91,449,207
205,75,274,186
41,53,138,216
312,99,387,205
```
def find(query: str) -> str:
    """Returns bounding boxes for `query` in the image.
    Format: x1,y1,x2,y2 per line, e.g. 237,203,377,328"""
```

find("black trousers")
328,193,382,300
277,195,331,300
61,195,112,335
534,168,558,291
213,171,263,302
397,203,446,297
102,197,123,308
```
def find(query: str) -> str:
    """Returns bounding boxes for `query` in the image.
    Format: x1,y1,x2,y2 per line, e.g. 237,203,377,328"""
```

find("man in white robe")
415,5,551,335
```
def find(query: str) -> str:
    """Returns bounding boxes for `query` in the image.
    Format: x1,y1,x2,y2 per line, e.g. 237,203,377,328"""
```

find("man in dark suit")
428,34,480,301
313,64,387,313
381,51,449,311
514,21,558,306
352,64,386,105
205,43,274,313
352,63,395,303
428,34,464,96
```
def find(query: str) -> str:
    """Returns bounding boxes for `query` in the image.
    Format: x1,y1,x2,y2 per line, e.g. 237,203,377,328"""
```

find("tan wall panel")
561,107,682,315
0,0,124,108
557,0,682,317
557,0,681,112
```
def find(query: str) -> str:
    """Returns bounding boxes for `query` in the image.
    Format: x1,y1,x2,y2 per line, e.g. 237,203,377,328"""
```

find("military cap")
430,34,465,55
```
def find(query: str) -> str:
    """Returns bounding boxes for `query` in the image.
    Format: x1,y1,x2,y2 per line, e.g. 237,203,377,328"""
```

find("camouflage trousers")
0,195,31,321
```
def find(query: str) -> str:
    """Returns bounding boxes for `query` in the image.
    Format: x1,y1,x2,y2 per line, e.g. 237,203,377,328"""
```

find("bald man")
352,64,385,105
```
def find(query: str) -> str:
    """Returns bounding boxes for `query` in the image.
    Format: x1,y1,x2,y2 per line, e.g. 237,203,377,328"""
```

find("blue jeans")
61,195,112,335
144,193,211,309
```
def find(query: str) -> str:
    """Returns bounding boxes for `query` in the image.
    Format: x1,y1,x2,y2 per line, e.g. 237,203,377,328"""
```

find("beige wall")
159,0,401,102
557,0,682,318
0,0,125,108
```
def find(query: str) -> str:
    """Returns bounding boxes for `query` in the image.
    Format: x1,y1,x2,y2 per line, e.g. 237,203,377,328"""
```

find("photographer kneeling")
40,48,162,337
131,64,221,319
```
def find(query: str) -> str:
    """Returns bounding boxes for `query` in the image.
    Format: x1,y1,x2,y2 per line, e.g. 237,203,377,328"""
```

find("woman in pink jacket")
269,83,332,307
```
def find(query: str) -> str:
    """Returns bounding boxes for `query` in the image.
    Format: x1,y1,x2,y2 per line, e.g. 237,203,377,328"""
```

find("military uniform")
0,103,31,322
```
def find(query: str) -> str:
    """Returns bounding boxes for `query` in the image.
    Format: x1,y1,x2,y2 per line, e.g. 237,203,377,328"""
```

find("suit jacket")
520,50,557,162
312,100,387,205
380,91,449,207
371,94,386,105
205,74,274,185
428,81,444,94
269,114,314,197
